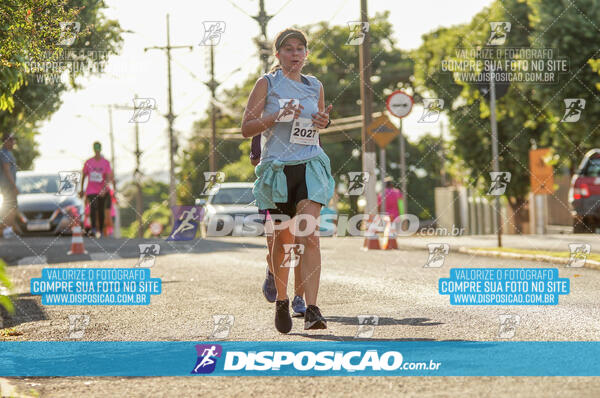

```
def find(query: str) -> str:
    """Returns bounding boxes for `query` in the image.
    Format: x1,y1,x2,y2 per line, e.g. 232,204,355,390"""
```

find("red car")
569,149,600,233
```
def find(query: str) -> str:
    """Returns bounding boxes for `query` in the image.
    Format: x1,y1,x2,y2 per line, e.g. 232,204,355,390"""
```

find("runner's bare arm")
311,83,332,129
241,77,277,138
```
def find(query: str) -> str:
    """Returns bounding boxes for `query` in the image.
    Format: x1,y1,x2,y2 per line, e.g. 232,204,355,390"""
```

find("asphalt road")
2,236,600,397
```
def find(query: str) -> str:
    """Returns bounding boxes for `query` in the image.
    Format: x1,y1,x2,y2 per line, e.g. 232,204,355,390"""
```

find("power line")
144,14,193,208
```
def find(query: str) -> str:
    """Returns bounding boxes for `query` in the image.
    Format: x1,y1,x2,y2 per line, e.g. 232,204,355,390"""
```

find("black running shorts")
268,163,308,219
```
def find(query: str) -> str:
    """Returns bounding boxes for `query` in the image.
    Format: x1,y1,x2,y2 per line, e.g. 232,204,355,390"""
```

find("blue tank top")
260,69,324,162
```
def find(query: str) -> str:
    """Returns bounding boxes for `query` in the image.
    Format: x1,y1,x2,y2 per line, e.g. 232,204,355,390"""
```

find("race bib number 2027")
290,117,319,146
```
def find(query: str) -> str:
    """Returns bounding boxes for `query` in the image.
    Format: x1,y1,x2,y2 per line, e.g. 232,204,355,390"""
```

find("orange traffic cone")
68,213,87,255
362,214,382,250
381,215,398,250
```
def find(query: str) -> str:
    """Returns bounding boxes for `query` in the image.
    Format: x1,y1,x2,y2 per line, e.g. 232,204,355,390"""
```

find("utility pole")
145,14,193,208
106,105,121,238
252,0,273,73
359,0,377,216
204,46,219,172
112,100,147,238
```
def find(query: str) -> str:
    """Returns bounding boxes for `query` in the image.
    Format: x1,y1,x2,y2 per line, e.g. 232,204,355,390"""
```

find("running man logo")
57,171,81,196
561,98,586,122
281,244,304,268
167,206,203,241
346,22,369,45
567,243,591,268
276,99,300,122
418,99,444,123
191,344,223,374
68,314,90,339
210,315,235,339
58,22,80,46
129,98,156,123
346,172,370,196
199,21,226,46
498,314,520,339
424,243,450,268
355,315,379,338
201,172,225,195
487,172,511,196
136,244,160,268
487,22,511,46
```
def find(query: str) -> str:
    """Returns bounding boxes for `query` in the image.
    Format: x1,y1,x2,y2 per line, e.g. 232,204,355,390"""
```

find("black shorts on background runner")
268,163,308,219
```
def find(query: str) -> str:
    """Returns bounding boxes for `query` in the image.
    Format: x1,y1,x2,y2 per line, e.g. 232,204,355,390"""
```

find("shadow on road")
287,316,452,341
1,237,265,266
0,293,47,328
287,334,437,341
326,316,444,327
289,333,471,342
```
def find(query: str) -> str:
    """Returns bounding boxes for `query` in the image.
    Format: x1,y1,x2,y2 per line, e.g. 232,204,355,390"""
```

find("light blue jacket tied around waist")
252,151,335,210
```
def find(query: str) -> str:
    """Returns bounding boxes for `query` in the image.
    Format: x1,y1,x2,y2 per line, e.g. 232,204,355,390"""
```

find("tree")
414,0,551,231
1,0,124,169
0,260,13,313
413,0,600,232
529,0,600,164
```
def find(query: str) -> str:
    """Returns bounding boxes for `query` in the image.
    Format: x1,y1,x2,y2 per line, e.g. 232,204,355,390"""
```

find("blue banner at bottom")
1,341,600,376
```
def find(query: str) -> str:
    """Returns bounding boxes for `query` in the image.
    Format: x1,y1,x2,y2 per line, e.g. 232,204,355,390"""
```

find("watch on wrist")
324,118,331,129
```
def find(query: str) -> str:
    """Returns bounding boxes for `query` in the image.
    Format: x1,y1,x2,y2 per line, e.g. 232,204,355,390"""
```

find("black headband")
276,31,307,50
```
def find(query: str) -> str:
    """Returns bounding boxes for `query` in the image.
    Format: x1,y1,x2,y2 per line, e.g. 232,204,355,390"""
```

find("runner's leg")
294,199,322,306
88,194,99,232
270,218,294,300
266,232,274,274
294,257,305,297
97,195,106,235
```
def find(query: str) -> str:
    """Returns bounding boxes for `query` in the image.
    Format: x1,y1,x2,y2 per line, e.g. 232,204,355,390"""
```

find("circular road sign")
149,221,163,236
386,90,414,119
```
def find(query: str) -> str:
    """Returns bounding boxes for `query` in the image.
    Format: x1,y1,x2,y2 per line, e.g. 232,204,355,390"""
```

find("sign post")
367,113,403,218
476,66,510,247
385,90,413,216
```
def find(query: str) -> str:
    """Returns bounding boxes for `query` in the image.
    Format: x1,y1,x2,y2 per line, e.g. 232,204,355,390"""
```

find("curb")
458,247,600,270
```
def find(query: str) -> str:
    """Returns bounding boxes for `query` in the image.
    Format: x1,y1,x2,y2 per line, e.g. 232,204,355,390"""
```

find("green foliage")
0,259,14,314
529,0,600,160
413,0,574,218
177,136,243,204
119,179,169,228
122,201,171,239
219,140,256,183
0,0,124,170
404,134,444,219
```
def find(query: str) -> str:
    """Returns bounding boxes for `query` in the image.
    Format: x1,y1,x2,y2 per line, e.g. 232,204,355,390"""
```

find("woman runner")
242,28,334,333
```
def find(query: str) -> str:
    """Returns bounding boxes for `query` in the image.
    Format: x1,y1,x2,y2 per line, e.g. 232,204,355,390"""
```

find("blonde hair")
269,28,308,73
